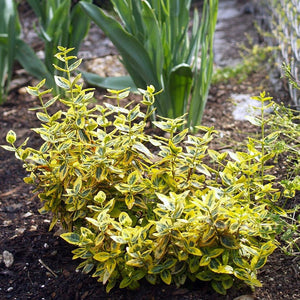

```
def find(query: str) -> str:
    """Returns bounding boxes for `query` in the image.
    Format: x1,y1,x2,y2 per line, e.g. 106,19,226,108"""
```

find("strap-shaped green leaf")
168,63,193,119
80,2,160,90
81,71,136,91
15,39,55,88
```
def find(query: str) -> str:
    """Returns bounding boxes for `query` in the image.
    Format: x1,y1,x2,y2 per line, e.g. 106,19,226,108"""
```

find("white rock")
234,295,255,300
3,250,14,268
231,94,272,121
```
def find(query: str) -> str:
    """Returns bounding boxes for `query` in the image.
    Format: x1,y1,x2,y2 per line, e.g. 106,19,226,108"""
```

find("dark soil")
0,1,299,299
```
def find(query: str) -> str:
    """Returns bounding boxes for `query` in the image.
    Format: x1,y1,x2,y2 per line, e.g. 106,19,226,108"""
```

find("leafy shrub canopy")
3,48,289,295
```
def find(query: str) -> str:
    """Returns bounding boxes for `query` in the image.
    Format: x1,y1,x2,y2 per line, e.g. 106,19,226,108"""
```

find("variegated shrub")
3,48,287,295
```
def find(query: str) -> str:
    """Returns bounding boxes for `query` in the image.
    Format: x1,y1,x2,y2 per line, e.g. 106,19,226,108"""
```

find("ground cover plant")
2,48,299,296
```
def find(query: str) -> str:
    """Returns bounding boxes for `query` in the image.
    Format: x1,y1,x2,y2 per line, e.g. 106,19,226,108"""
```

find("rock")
22,211,33,218
233,295,255,300
3,250,14,268
84,55,127,77
231,93,273,121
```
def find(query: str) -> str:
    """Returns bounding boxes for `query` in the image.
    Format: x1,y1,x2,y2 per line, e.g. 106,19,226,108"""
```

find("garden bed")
0,1,299,299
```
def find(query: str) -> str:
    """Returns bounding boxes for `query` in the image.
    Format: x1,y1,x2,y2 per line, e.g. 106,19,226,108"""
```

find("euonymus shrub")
3,48,286,295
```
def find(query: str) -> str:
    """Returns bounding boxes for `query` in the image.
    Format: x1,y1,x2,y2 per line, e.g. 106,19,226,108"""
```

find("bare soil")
0,1,299,299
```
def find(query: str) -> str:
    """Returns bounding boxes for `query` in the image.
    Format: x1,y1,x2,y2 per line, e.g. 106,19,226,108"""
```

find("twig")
38,259,58,278
0,185,24,197
27,271,34,286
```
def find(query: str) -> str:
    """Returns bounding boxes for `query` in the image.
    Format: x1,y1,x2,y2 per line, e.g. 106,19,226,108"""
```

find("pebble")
233,295,255,300
15,227,26,235
3,220,12,227
3,250,14,268
85,55,127,78
22,211,33,218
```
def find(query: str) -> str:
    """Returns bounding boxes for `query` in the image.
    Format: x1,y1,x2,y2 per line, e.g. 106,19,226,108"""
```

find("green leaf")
1,145,15,151
160,269,172,285
69,58,82,72
59,163,68,181
15,39,54,88
241,244,259,256
233,255,250,269
222,276,233,290
82,71,136,91
220,235,239,249
168,64,193,118
196,270,213,281
93,252,111,262
173,128,188,144
127,170,139,185
163,258,177,269
187,247,202,256
44,96,59,108
36,112,50,123
234,268,250,281
209,258,222,272
214,265,234,274
78,129,90,143
250,255,268,270
200,255,211,266
189,256,200,273
207,248,224,258
79,2,159,89
126,259,144,268
245,115,262,126
60,232,80,245
132,142,153,159
264,132,279,144
145,274,157,285
119,212,132,227
82,263,94,274
149,264,165,274
74,176,82,194
119,276,132,289
211,280,226,295
131,270,146,281
54,76,70,89
94,191,106,204
6,130,16,144
110,235,127,244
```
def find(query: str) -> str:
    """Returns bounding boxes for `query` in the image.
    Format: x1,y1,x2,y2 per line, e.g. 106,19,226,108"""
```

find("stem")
261,106,265,184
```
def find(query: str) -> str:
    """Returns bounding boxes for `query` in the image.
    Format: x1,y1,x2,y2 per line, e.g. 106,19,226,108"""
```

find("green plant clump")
80,0,218,129
3,48,290,295
0,0,21,104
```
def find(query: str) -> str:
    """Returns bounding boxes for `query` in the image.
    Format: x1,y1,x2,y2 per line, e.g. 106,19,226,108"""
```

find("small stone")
22,212,33,218
17,87,27,95
3,220,12,227
233,295,255,300
7,287,13,292
3,251,14,268
30,225,38,231
15,227,26,235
